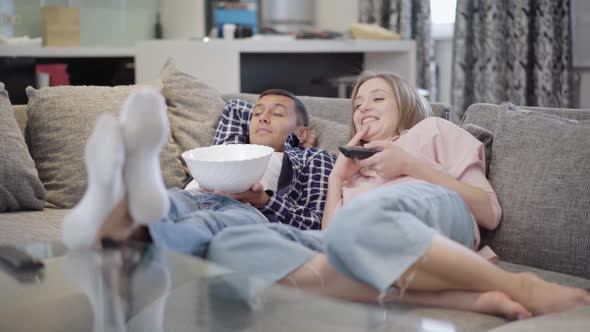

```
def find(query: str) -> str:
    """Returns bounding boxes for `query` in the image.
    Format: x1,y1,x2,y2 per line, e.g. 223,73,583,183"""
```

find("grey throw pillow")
462,123,493,176
0,83,45,211
482,105,590,278
26,85,187,208
160,58,227,154
309,116,350,156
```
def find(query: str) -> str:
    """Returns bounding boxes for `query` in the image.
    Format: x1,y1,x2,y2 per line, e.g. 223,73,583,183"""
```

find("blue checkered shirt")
213,99,335,230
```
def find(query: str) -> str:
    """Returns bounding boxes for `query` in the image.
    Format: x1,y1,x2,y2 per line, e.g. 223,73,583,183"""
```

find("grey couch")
1,94,589,331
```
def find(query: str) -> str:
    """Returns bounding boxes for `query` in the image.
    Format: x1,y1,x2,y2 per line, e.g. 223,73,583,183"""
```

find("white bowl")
181,144,274,193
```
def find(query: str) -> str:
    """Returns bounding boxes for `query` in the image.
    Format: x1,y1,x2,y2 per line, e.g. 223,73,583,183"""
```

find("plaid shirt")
213,99,335,230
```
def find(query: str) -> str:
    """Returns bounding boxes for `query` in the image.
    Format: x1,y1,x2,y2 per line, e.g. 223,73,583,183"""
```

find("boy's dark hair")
259,89,309,127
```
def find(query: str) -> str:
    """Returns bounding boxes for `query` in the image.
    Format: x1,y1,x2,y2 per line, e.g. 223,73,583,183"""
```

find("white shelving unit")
0,46,135,58
135,39,416,95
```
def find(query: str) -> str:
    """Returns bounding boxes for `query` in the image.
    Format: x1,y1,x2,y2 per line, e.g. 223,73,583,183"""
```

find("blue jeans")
206,183,475,297
148,188,267,257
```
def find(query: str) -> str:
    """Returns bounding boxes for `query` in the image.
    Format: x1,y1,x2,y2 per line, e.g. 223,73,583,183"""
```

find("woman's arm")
322,127,369,229
321,177,344,229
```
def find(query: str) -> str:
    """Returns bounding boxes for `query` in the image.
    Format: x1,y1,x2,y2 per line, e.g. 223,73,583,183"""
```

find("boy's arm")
259,150,335,230
213,99,253,145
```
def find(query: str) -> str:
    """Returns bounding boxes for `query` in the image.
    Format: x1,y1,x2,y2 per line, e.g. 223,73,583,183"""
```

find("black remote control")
338,146,378,160
0,245,44,271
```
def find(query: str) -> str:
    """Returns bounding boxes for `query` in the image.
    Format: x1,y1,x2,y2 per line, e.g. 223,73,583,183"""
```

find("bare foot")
96,197,136,243
473,291,532,320
516,273,590,315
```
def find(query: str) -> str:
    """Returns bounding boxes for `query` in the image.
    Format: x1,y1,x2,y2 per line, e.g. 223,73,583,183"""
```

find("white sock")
64,251,129,332
120,88,170,225
62,114,125,249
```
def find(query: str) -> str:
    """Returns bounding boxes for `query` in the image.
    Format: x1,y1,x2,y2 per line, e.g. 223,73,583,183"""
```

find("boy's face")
249,94,301,152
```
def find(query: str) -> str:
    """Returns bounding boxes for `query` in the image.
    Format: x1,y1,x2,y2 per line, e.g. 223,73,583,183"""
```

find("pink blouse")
341,117,502,250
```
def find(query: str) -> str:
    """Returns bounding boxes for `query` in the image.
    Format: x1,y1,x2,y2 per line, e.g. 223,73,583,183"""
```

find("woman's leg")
206,224,531,319
319,183,590,316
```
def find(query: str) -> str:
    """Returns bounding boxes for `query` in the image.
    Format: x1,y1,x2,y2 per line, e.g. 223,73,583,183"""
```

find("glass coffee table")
0,242,502,332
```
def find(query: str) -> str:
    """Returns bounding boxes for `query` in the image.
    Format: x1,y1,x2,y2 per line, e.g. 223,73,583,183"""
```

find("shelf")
0,46,135,58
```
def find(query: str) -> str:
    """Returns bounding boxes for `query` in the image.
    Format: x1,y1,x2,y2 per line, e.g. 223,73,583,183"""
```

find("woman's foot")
472,291,531,320
515,273,590,315
120,88,170,225
62,114,125,249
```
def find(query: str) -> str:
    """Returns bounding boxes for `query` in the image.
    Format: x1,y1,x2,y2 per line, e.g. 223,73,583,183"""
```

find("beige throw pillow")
160,58,227,154
0,83,45,211
26,85,187,208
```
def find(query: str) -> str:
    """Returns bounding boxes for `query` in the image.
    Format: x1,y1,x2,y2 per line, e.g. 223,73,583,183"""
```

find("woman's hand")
329,127,369,183
356,139,416,181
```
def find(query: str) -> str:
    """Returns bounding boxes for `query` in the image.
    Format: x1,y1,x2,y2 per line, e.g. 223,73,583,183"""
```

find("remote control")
338,145,378,160
0,245,44,271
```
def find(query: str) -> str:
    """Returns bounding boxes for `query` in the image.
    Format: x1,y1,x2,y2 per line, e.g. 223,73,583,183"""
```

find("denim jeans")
206,183,475,298
148,188,267,257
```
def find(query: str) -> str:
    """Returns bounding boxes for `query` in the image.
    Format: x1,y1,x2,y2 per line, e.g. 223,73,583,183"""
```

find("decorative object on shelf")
349,23,400,40
41,6,80,47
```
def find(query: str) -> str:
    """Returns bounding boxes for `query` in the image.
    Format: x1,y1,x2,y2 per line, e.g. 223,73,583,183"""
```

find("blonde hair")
349,71,432,139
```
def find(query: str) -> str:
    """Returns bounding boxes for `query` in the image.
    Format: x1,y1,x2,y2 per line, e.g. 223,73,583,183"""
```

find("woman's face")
353,78,399,142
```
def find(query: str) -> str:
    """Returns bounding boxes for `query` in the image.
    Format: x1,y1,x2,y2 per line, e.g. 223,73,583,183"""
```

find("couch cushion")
461,103,590,132
221,94,452,155
482,104,590,278
0,208,68,247
25,85,187,208
161,58,227,155
462,124,493,176
0,83,45,211
220,93,350,155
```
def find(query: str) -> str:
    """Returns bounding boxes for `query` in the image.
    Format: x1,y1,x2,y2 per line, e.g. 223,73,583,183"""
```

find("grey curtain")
452,0,575,119
359,0,433,96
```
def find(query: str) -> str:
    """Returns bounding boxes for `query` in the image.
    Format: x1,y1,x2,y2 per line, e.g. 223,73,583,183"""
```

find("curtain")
452,0,575,119
359,0,433,96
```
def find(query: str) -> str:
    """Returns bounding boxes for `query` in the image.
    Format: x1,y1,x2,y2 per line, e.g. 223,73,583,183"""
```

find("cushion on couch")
461,103,590,132
160,58,227,155
462,124,493,176
481,104,590,278
219,93,351,155
0,83,45,211
25,85,187,208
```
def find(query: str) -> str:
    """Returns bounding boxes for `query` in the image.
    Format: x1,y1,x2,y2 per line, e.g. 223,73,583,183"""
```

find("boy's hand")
221,183,270,207
301,128,318,148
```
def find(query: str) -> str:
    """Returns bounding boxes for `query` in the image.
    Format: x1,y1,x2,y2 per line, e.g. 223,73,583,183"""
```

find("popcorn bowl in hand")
181,144,274,193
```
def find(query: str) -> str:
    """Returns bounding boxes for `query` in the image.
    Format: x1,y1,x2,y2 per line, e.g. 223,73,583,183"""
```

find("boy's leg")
63,88,171,249
119,89,170,225
62,113,125,249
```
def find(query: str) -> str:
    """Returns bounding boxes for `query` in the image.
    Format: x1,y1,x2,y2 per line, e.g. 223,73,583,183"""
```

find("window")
430,0,456,39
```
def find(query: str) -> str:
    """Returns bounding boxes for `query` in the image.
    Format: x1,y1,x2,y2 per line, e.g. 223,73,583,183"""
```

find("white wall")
0,0,14,37
315,0,358,32
434,38,453,104
161,0,205,39
572,0,590,108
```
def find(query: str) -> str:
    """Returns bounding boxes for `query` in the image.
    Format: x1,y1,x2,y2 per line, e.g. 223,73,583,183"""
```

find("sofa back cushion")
462,103,590,132
222,93,452,155
26,85,187,208
476,104,590,278
161,59,227,154
0,83,45,211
